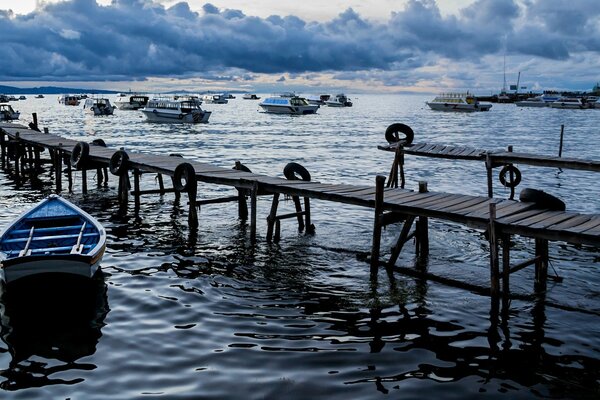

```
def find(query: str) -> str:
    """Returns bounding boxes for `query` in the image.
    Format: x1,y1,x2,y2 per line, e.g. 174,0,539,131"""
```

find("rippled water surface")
1,95,600,399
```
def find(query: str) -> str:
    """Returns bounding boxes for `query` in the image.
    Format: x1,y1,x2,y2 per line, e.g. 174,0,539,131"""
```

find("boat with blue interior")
426,92,492,112
0,195,106,284
140,97,211,123
258,96,319,115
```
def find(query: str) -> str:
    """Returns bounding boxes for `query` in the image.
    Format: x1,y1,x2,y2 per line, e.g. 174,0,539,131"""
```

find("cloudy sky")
1,0,599,94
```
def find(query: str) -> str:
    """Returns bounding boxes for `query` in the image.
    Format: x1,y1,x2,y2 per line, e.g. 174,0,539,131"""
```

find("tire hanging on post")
109,150,129,175
385,123,415,145
174,162,196,192
70,141,89,170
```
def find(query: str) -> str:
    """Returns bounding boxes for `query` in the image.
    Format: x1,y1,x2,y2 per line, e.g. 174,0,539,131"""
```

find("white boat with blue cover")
258,96,319,115
0,195,106,284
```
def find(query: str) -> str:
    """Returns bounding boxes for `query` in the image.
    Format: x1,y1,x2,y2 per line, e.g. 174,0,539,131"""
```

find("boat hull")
426,102,492,112
550,103,588,109
259,105,319,115
0,252,103,284
515,102,550,107
141,109,211,123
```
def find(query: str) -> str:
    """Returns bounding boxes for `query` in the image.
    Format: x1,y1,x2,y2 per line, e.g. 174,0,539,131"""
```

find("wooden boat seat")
3,232,99,244
28,244,94,255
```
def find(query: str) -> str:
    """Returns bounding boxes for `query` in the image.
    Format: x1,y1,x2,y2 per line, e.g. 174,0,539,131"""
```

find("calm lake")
1,94,599,399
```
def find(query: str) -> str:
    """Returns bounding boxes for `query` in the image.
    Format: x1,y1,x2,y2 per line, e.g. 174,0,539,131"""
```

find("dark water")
1,95,600,399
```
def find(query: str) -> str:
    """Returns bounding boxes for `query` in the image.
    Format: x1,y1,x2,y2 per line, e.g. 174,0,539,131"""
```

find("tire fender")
498,165,522,188
385,123,415,145
174,163,196,192
109,150,129,175
283,162,311,181
70,141,90,169
519,188,565,211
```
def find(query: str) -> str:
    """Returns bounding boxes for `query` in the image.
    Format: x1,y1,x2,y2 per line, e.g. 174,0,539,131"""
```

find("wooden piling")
54,143,62,192
501,233,511,308
534,238,549,292
416,181,429,261
485,153,493,198
370,175,386,276
157,174,165,194
134,169,141,209
558,124,565,157
188,178,198,229
489,202,500,299
304,196,314,234
250,181,258,243
266,193,280,243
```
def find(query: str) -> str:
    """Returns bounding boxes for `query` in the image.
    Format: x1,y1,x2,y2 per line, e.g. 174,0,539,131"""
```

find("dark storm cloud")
0,0,597,82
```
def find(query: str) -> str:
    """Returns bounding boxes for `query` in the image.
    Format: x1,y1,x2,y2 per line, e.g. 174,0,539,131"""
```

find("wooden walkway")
2,121,600,302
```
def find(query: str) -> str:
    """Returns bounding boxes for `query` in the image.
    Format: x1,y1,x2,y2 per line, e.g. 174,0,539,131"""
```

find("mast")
502,53,507,94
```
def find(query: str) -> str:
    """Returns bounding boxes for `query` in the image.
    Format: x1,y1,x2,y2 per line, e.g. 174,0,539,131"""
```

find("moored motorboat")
242,93,261,100
515,95,555,107
325,93,353,107
306,94,330,105
58,95,80,106
550,97,589,109
258,96,319,115
0,104,20,121
83,98,116,115
201,94,228,104
0,195,106,284
114,94,149,110
426,92,492,112
140,98,211,123
35,94,45,99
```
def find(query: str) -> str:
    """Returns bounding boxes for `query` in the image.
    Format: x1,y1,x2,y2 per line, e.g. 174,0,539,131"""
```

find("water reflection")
0,273,109,390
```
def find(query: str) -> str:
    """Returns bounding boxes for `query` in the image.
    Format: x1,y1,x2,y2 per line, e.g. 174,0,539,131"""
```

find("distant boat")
0,104,20,121
83,98,116,115
141,98,211,123
325,93,353,107
242,93,261,100
201,94,228,104
550,97,590,109
35,94,44,99
114,94,149,110
258,96,319,115
18,96,26,100
515,95,556,107
306,94,330,105
58,95,80,106
0,195,106,284
426,92,492,112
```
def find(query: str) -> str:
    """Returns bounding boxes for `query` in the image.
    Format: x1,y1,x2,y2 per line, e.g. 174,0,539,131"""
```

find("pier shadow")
0,273,109,391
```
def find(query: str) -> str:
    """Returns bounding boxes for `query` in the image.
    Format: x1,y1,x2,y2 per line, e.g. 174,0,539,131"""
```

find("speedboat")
83,98,116,115
114,94,149,110
0,195,106,284
426,92,492,112
18,96,26,100
306,94,330,105
242,93,261,100
0,104,20,121
35,94,45,99
141,98,211,123
58,95,80,106
325,93,353,107
201,94,228,104
550,97,589,109
258,96,319,115
515,95,556,107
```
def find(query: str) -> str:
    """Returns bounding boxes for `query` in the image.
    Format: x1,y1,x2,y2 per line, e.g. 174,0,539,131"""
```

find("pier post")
558,124,565,157
485,153,494,198
489,201,500,299
416,181,429,263
54,143,63,193
81,169,88,194
134,169,141,210
292,195,305,232
501,233,511,308
234,162,248,221
370,175,386,277
266,193,280,243
188,179,198,229
157,174,165,194
67,159,73,192
250,181,258,243
118,172,129,208
304,196,314,234
534,238,549,292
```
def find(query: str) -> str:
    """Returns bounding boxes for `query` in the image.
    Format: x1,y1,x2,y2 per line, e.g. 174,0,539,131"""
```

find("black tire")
385,123,414,145
70,141,90,169
109,150,129,175
169,153,183,158
233,162,252,173
519,188,565,211
498,165,522,188
283,162,311,181
174,163,196,192
91,138,107,147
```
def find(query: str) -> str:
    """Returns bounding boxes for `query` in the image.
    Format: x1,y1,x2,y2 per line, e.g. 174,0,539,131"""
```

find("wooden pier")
2,120,600,306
